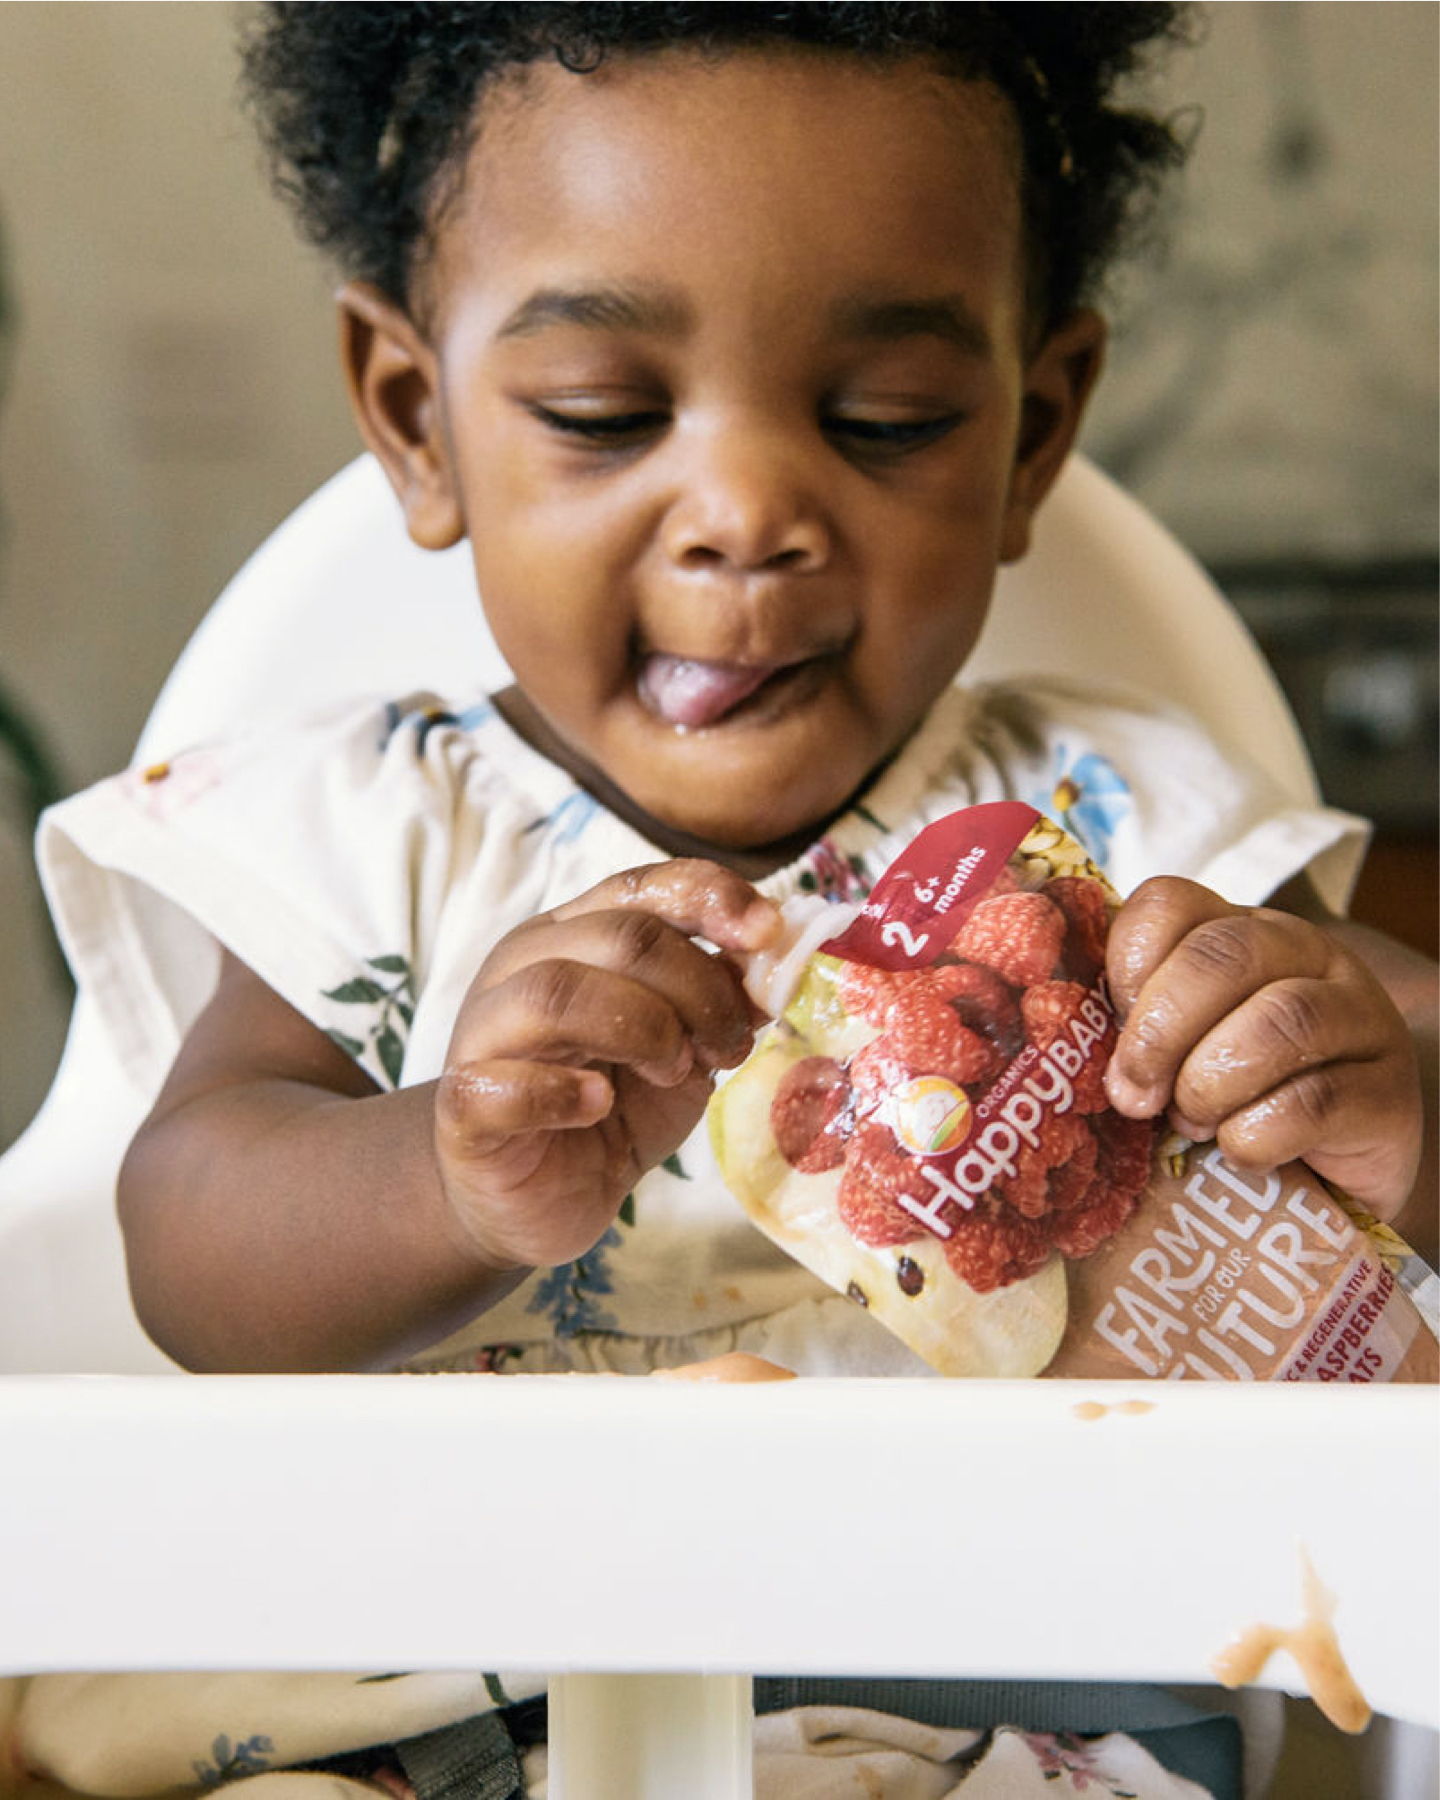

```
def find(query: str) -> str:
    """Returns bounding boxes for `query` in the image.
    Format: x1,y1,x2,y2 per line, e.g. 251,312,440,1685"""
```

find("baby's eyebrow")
830,295,994,359
495,282,689,341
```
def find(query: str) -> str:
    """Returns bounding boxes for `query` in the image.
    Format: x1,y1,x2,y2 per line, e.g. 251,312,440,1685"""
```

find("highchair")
0,454,1434,1797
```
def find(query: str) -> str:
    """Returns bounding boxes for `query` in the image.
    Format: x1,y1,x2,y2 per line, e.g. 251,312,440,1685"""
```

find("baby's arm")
117,862,778,1373
1105,875,1437,1268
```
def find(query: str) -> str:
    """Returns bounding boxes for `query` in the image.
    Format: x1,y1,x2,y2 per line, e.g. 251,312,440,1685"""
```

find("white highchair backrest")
0,452,1317,1376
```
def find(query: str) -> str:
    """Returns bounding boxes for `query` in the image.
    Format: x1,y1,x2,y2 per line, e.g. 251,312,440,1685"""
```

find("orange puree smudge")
1210,1546,1372,1734
651,1352,797,1383
1071,1398,1156,1421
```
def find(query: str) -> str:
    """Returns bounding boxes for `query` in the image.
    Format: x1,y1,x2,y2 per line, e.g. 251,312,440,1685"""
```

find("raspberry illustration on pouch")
710,803,1439,1382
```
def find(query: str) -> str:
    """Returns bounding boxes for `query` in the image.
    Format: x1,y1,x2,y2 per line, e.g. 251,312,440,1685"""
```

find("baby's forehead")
468,42,1023,151
244,6,1189,347
452,48,1024,241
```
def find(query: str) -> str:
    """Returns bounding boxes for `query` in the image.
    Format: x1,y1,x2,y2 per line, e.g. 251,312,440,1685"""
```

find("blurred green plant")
0,681,64,831
0,212,70,987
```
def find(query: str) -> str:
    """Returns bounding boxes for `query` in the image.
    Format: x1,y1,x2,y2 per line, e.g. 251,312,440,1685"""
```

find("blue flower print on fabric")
523,1158,683,1337
1029,746,1132,869
193,1734,275,1787
380,697,495,754
526,1225,624,1336
526,789,604,847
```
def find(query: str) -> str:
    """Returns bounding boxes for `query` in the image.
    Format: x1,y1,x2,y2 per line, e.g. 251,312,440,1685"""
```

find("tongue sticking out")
638,655,777,730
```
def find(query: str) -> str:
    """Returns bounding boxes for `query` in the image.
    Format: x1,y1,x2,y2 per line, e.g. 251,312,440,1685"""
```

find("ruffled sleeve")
957,679,1369,914
36,695,499,1097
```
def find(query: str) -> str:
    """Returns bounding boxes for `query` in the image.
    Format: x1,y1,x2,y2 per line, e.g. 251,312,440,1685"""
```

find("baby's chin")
620,786,860,878
622,729,888,859
496,680,885,868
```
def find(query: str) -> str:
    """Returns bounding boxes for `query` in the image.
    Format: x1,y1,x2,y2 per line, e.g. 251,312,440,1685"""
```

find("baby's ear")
999,309,1106,564
336,282,464,551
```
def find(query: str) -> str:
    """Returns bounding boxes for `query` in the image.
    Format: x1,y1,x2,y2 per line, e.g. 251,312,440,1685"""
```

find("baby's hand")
434,861,779,1272
1104,877,1423,1218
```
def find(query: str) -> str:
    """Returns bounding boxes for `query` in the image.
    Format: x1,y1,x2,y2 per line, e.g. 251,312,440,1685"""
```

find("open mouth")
637,653,824,731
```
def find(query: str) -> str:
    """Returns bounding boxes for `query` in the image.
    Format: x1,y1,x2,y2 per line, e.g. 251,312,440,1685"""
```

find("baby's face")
408,48,1097,864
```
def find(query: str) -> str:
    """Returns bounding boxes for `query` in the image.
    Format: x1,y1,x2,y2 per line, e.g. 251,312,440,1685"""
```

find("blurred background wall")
1083,0,1438,968
0,1,1435,1145
0,1,357,1143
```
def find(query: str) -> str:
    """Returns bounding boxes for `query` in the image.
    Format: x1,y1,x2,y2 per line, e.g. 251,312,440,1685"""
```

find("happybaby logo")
886,1074,974,1158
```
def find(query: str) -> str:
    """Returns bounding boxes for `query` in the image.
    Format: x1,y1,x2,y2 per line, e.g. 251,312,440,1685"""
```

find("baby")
20,6,1436,1789
50,3,1428,1377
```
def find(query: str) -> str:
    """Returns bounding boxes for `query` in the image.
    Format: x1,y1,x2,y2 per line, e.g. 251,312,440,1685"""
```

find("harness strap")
393,1697,546,1800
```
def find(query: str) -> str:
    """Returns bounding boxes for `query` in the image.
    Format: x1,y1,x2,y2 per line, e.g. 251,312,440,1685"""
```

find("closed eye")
527,403,668,445
524,400,963,456
824,412,964,454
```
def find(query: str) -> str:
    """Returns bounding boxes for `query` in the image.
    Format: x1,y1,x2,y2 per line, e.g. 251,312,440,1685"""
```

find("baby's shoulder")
957,674,1222,788
148,689,523,819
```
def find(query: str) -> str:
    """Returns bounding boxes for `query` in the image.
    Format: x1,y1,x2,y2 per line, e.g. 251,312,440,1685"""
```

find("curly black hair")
239,2,1193,331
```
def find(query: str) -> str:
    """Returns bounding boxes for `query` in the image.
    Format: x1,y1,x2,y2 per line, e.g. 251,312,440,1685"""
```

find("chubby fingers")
437,1056,615,1145
545,859,781,957
456,860,779,1086
1106,878,1320,1117
463,943,752,1092
1103,877,1410,1179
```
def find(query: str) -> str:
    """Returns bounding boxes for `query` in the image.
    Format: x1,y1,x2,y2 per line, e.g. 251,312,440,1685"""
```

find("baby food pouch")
709,802,1439,1381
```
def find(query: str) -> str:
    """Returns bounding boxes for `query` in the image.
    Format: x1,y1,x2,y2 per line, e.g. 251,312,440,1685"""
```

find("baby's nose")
660,428,831,573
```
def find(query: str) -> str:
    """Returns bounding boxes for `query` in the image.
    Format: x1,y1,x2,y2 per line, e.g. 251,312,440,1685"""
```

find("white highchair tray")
1,1374,1434,1736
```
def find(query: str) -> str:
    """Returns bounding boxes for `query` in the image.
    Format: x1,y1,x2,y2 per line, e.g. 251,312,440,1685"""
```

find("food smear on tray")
709,803,1439,1381
650,1352,797,1383
1211,1546,1373,1734
1071,1397,1156,1421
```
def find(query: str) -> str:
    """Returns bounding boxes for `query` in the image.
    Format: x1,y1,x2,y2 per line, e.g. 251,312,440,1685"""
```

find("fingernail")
640,1039,695,1088
575,1070,614,1119
1105,1066,1165,1116
742,897,783,944
697,1018,754,1073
